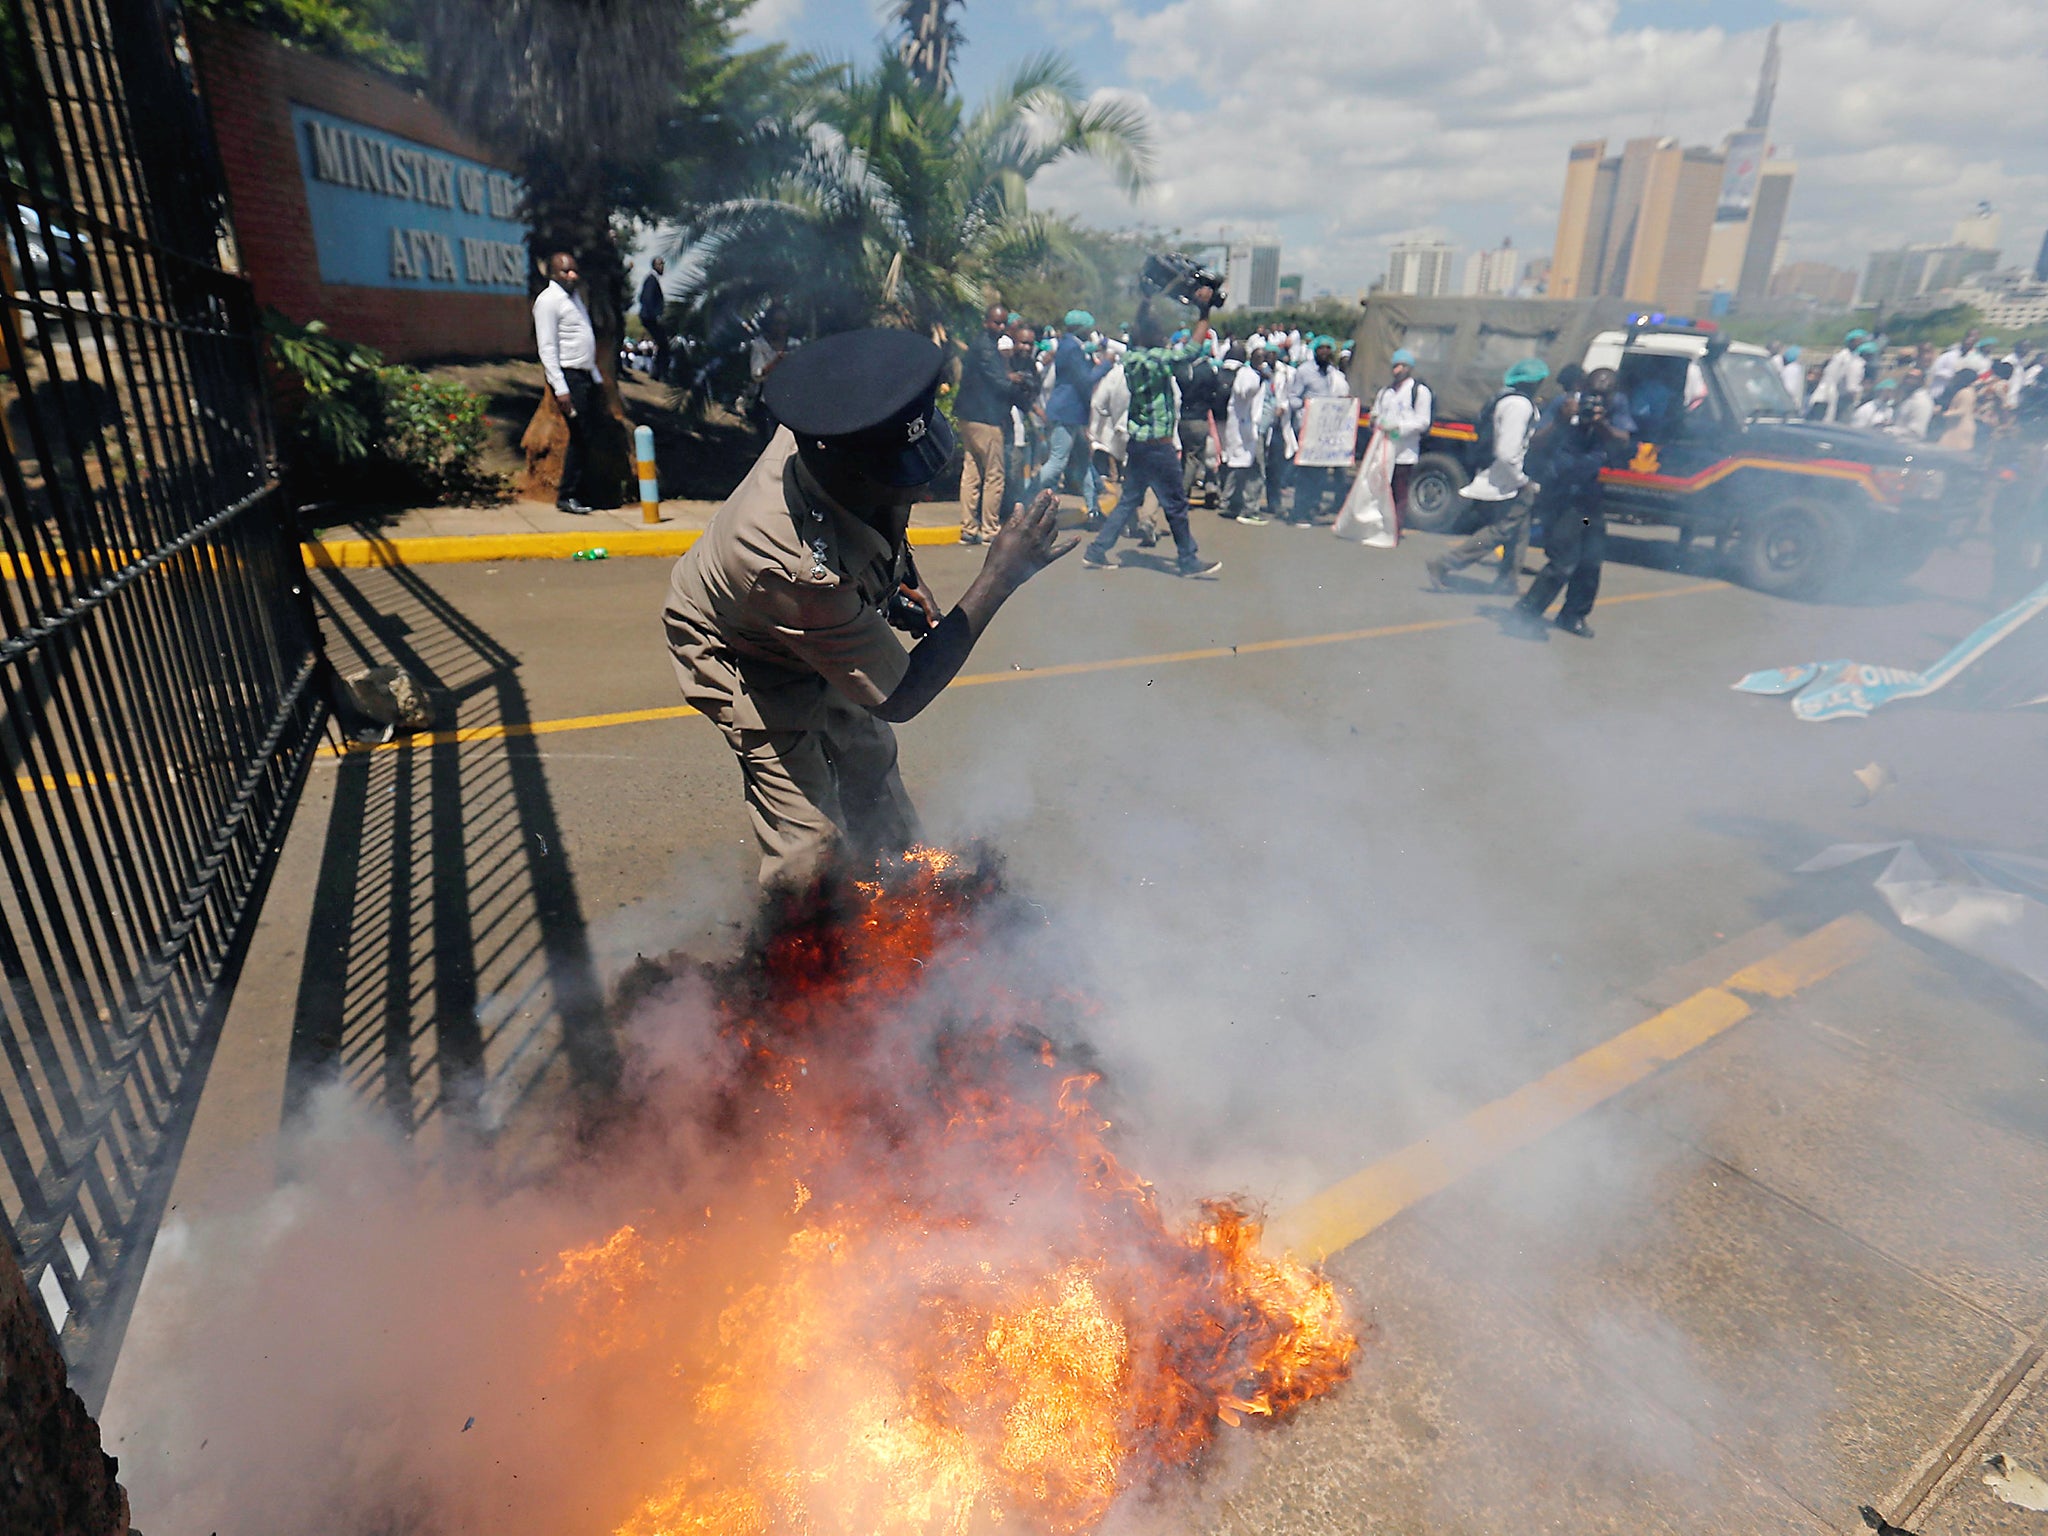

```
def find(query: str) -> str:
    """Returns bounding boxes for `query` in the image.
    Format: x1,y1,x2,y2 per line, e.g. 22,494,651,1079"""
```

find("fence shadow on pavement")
288,561,617,1141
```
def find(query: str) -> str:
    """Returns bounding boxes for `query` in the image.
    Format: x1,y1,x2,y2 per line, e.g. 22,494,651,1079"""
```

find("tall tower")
1701,24,1794,306
1747,22,1781,132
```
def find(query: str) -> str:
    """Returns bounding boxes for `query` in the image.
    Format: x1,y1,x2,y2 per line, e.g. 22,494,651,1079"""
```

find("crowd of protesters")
946,306,1399,563
703,286,2045,625
1771,326,2043,451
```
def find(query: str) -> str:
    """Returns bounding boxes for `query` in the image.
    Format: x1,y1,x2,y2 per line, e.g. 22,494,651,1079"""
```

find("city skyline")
744,0,2048,302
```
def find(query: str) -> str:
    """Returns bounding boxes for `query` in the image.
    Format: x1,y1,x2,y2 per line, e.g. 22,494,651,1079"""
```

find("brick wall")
191,20,531,362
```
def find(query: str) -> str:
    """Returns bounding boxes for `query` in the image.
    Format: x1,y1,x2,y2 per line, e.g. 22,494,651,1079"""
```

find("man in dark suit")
637,256,670,382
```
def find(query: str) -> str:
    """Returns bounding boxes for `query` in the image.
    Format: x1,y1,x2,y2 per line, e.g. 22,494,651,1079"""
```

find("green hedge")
260,310,501,503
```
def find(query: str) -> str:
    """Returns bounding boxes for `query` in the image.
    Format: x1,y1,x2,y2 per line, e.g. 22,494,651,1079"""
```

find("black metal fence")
0,0,326,1400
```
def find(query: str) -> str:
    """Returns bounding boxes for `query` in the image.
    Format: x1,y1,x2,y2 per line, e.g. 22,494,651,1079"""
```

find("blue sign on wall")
290,104,528,294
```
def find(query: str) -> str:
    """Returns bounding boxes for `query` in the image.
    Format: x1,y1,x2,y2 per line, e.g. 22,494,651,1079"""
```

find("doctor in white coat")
1809,330,1870,422
1372,348,1434,528
1777,345,1805,407
1222,345,1281,524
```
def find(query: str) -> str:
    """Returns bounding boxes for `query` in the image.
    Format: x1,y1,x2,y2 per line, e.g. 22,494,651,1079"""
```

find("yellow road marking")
12,771,118,791
325,703,701,757
323,579,1728,757
1267,913,1882,1261
300,524,963,569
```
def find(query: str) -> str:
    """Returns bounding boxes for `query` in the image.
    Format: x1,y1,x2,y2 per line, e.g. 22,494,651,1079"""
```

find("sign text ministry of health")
296,106,528,291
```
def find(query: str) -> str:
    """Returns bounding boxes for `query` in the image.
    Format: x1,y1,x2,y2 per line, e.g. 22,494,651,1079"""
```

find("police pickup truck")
1392,317,1977,596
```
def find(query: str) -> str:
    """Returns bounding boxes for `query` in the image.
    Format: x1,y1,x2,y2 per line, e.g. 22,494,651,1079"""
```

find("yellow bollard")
635,424,659,524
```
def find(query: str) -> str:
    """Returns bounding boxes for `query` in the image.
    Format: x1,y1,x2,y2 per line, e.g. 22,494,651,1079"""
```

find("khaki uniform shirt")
663,429,913,733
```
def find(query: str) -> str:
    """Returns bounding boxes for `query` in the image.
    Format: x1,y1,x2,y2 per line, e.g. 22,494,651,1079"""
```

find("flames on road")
535,848,1356,1535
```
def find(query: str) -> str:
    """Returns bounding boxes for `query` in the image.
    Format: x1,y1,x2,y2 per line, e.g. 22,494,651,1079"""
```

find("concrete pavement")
103,511,2048,1532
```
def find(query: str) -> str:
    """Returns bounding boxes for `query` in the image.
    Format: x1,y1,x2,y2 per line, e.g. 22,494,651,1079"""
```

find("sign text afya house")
191,18,536,360
294,106,527,294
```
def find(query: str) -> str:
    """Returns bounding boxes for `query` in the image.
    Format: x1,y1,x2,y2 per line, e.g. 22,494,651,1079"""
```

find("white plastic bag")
1333,428,1397,547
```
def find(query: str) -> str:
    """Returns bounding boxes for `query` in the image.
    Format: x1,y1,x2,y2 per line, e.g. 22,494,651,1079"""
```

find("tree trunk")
520,198,633,506
0,1243,130,1536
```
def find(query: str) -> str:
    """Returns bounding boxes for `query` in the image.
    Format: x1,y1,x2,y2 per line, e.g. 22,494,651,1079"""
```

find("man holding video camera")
1508,365,1632,639
1079,260,1224,578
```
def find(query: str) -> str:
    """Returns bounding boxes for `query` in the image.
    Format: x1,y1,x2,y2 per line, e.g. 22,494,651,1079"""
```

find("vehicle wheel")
1403,453,1471,533
1732,498,1847,598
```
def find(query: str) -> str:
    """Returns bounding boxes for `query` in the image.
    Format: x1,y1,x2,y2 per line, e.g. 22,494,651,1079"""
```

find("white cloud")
738,0,805,40
1021,0,2048,294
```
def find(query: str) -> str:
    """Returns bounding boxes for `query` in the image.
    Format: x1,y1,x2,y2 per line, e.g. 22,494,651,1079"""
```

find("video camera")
1140,252,1225,313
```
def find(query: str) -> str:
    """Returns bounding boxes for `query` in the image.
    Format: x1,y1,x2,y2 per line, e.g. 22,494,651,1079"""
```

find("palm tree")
417,0,748,498
892,0,964,95
673,50,1153,347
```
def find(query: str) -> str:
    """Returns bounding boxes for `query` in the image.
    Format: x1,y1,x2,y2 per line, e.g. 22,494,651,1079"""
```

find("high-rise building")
1954,202,2001,251
2035,228,2048,284
1552,141,1614,300
1696,25,1795,306
1557,25,1794,311
1462,238,1517,296
1247,243,1282,309
1859,242,2000,309
1747,21,1780,130
1385,240,1457,297
1767,261,1858,306
1210,237,1282,310
1551,137,1718,310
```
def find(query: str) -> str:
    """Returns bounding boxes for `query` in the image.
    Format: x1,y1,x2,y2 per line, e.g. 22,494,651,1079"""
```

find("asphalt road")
305,513,2044,1193
106,508,2048,1534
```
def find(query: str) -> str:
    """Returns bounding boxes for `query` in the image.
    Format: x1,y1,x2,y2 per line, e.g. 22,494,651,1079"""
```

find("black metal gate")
0,0,326,1399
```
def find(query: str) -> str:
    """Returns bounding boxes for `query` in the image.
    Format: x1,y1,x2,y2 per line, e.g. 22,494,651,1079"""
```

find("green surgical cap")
1504,357,1550,387
1064,309,1094,329
1845,328,1870,343
1391,348,1417,366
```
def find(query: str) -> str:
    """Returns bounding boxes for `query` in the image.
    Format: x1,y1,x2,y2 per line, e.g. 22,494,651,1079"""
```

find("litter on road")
1733,575,2048,721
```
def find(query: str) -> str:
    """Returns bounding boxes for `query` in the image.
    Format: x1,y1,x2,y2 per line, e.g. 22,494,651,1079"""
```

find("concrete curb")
302,524,964,568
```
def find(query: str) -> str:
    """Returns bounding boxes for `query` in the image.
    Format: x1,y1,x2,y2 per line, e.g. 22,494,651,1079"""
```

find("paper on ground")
1800,841,2048,995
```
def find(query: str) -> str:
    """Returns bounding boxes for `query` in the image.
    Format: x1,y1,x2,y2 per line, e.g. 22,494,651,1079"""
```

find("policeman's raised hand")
983,490,1077,591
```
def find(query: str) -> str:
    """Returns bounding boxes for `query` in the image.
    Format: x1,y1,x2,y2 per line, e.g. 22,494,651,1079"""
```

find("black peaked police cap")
763,328,955,488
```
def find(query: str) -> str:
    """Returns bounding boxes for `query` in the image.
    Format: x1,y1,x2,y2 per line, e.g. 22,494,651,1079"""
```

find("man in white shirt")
1778,345,1805,407
1427,358,1549,593
1929,329,1981,392
1810,331,1869,423
1850,377,1897,430
1284,335,1353,524
1372,348,1434,526
1890,369,1937,441
533,251,604,513
1222,344,1281,524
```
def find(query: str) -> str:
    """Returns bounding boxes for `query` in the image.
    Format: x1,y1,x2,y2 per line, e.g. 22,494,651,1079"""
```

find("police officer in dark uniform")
662,328,1075,887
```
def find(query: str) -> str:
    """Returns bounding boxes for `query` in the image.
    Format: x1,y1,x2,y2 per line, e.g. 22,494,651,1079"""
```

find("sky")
743,0,2048,300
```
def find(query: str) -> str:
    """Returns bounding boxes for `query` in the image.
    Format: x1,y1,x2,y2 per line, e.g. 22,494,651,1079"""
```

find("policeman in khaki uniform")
663,328,1074,887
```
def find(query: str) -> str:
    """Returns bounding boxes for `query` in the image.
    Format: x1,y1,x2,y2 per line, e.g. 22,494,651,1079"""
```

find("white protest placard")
1295,395,1359,467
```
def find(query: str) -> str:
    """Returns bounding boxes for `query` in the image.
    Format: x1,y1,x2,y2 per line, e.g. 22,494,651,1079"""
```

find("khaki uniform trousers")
723,692,920,888
957,420,1007,540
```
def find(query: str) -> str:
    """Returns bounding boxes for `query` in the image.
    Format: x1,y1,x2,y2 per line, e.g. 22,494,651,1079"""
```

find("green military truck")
1349,296,1980,596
